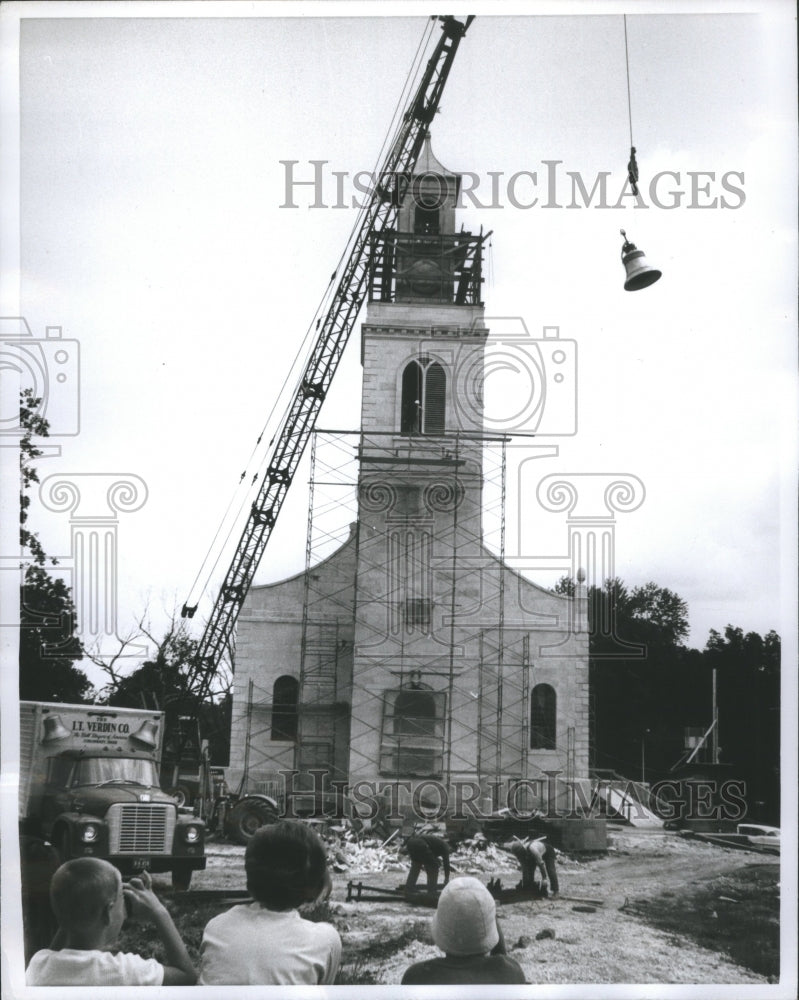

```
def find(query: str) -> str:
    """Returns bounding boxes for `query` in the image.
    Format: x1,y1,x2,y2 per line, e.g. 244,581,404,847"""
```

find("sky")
1,1,796,690
0,3,797,996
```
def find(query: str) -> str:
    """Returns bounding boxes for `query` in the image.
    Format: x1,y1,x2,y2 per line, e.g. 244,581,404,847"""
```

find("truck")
19,701,206,890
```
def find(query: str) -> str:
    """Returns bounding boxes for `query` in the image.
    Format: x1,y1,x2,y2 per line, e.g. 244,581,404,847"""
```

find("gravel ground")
168,828,778,986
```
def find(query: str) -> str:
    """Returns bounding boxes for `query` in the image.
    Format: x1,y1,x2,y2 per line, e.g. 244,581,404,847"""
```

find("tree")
555,575,780,817
704,625,781,822
627,581,689,647
19,390,91,702
556,575,697,779
99,608,232,771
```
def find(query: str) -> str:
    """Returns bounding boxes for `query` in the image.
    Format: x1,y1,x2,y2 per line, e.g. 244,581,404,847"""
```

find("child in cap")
401,876,526,985
199,819,341,985
26,859,196,986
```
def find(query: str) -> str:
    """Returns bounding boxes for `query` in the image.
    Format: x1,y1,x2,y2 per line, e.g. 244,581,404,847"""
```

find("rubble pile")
321,826,405,874
452,836,517,875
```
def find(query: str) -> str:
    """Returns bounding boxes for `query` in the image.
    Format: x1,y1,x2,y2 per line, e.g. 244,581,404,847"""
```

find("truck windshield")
72,758,159,787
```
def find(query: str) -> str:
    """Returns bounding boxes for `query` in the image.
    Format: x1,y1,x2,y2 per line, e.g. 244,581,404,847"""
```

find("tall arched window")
400,358,446,435
530,683,556,749
271,675,299,742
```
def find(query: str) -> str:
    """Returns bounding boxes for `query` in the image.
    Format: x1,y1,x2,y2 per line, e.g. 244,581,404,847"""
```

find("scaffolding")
224,427,584,813
227,421,588,816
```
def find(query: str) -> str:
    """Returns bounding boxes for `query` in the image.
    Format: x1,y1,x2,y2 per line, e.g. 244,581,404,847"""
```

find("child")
25,859,196,986
401,877,526,985
199,820,341,985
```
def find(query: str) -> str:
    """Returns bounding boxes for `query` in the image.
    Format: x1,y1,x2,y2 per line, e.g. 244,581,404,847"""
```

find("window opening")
271,675,299,742
400,359,446,435
530,683,557,749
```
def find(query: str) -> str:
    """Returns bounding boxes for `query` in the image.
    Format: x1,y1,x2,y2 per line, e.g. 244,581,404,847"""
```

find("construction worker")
500,837,559,896
403,833,451,895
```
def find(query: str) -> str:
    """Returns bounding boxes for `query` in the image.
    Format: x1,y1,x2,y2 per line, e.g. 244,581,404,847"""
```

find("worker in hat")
500,836,559,896
403,833,451,895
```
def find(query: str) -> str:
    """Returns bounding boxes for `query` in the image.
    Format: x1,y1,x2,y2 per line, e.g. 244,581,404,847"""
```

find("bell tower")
362,135,489,442
349,137,491,784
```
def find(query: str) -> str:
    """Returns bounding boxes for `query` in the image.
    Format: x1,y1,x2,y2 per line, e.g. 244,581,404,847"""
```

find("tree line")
555,576,780,822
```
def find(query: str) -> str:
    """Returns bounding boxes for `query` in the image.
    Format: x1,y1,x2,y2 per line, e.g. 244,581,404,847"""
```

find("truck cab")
20,702,206,890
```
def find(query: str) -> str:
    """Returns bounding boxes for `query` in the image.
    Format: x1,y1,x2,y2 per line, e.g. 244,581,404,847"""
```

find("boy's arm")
124,873,197,986
150,907,196,986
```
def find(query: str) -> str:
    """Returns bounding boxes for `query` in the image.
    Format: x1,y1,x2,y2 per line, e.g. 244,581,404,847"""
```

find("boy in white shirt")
26,858,196,986
199,819,341,985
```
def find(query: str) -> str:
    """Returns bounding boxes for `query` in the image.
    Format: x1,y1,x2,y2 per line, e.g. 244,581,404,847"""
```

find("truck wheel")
171,863,193,891
168,785,192,808
225,800,278,845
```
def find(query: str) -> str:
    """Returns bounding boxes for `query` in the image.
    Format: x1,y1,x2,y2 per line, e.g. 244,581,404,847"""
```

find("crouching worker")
199,820,341,985
402,877,526,985
502,836,560,896
404,833,451,895
26,859,196,986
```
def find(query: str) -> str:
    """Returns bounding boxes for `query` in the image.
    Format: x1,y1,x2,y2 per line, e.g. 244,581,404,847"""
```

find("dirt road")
180,828,778,986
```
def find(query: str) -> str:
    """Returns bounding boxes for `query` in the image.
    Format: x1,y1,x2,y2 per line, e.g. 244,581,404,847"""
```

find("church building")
227,139,589,817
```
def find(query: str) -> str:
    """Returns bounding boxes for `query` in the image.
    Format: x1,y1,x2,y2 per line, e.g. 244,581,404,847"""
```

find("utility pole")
711,666,719,764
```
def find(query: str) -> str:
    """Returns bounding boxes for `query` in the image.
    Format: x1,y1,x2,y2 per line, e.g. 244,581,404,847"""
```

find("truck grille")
107,803,176,855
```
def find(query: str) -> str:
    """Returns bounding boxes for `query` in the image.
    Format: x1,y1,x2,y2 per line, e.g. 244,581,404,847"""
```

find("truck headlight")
183,825,200,843
80,824,99,843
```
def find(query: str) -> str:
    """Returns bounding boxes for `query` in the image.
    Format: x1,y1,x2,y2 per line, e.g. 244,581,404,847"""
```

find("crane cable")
623,15,639,196
183,18,439,613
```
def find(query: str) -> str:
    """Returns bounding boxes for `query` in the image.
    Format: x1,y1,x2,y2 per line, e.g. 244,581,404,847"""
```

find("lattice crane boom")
184,16,474,701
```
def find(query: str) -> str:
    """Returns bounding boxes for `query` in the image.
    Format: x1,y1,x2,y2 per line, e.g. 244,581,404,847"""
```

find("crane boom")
185,16,474,700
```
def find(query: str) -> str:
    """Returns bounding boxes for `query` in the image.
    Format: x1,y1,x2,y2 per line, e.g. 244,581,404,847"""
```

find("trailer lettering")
87,721,117,733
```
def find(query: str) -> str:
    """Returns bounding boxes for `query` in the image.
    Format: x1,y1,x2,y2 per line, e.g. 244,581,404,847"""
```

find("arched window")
271,675,299,742
530,683,556,749
400,359,446,435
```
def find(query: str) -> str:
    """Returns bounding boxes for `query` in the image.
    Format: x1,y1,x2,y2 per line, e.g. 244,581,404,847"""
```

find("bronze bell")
42,714,71,742
620,229,661,291
130,719,159,749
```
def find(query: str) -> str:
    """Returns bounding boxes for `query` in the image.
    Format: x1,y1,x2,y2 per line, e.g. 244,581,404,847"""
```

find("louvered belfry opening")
400,358,445,435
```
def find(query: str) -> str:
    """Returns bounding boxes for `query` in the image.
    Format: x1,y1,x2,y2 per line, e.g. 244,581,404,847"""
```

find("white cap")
431,877,499,956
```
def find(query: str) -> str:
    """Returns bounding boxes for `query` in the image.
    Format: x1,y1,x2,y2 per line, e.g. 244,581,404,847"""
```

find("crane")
182,16,475,704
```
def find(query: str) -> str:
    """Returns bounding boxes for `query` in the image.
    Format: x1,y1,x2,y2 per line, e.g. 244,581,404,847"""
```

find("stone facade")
229,139,589,813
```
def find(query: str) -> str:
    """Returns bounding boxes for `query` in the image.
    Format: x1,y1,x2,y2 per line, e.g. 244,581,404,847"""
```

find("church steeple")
361,136,488,443
368,135,486,310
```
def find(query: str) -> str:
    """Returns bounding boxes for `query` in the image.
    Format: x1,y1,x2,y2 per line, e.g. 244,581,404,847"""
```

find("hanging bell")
130,719,159,749
42,714,71,743
620,229,661,291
